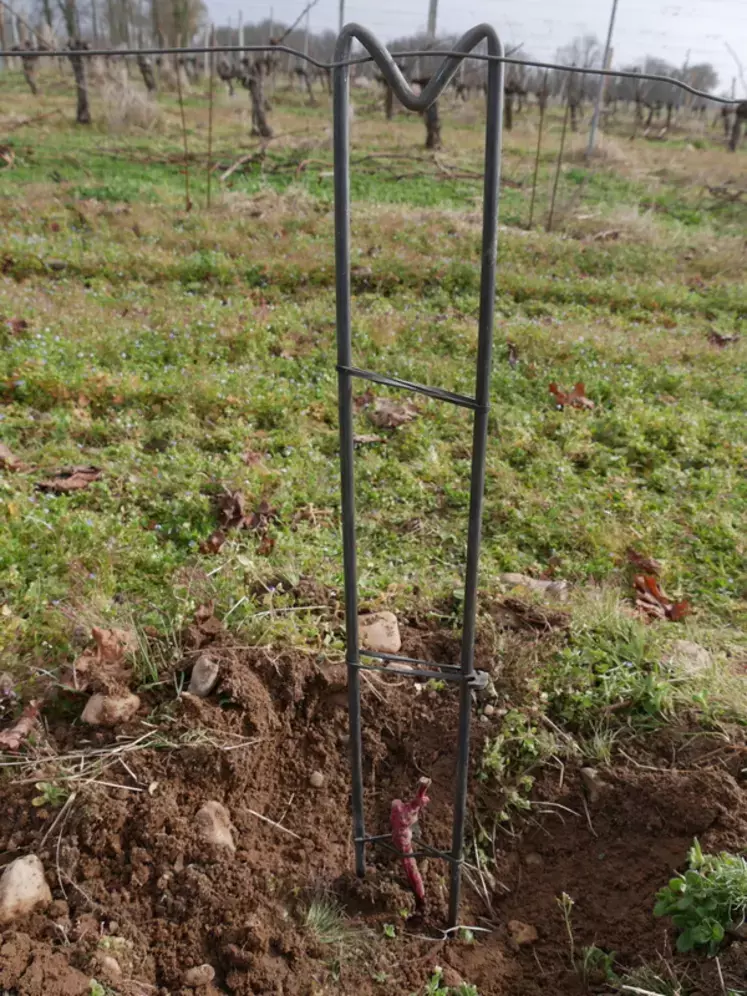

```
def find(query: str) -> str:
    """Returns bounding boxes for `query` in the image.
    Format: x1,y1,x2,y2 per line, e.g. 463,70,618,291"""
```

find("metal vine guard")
333,23,504,927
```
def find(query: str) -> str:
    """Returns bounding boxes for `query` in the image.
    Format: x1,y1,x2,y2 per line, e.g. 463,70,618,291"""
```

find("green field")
0,63,746,993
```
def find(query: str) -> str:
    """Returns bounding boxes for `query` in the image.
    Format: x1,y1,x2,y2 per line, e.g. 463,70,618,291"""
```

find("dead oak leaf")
37,466,102,493
199,530,226,555
708,331,740,348
257,533,275,556
0,700,40,752
625,547,662,576
0,443,26,473
549,382,595,410
367,397,419,429
633,575,691,623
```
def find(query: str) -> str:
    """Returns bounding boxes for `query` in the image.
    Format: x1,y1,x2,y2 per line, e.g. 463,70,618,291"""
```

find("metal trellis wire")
2,42,740,106
333,22,503,929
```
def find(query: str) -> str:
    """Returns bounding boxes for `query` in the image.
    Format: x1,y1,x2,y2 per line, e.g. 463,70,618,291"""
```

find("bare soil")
1,622,745,996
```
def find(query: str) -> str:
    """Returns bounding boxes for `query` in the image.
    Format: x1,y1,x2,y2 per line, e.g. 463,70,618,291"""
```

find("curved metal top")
333,22,504,112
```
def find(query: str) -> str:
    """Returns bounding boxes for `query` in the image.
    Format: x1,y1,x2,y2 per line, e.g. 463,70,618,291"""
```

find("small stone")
96,955,122,980
0,855,52,924
480,714,489,723
183,963,216,988
508,919,538,946
524,851,544,868
483,703,495,716
666,640,712,676
81,692,140,727
47,259,67,271
188,655,220,697
500,573,569,602
580,767,603,804
195,801,235,852
309,770,325,789
358,611,401,654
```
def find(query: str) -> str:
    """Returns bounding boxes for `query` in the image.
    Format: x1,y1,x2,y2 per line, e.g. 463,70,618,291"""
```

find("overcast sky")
208,0,747,95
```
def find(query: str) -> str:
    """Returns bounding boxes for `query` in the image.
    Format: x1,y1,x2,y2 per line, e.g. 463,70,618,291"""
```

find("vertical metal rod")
333,49,366,879
448,30,503,929
206,24,215,209
547,74,571,233
586,0,619,158
528,69,548,229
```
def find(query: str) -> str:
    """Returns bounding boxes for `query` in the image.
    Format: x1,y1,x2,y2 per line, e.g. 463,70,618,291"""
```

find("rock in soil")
188,655,220,697
94,954,122,980
309,770,325,789
666,639,712,675
0,855,52,924
358,611,401,654
81,692,140,726
195,801,235,852
580,767,605,804
183,963,216,987
500,573,569,602
508,919,538,946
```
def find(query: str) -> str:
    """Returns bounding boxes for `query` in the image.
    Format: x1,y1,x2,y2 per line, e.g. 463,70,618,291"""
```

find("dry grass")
100,79,162,133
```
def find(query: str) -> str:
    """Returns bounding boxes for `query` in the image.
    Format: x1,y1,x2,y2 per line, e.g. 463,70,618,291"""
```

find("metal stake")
333,22,504,927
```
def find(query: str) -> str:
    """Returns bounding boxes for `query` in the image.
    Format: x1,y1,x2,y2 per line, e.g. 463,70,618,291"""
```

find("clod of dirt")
580,767,604,804
94,954,122,981
183,963,216,987
81,692,140,726
359,611,401,654
195,801,235,852
524,852,544,868
188,655,220,697
500,573,569,602
309,770,325,789
508,919,538,946
666,639,712,676
0,855,52,925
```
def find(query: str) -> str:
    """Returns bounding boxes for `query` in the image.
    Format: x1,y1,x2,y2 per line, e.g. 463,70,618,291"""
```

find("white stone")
188,655,220,698
183,963,216,987
483,704,495,717
500,573,569,602
0,855,52,925
508,919,538,946
358,611,401,654
309,771,325,789
81,692,140,727
666,640,712,676
195,801,235,852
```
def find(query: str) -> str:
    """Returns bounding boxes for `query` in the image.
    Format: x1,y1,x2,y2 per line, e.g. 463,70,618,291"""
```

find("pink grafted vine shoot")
390,776,432,908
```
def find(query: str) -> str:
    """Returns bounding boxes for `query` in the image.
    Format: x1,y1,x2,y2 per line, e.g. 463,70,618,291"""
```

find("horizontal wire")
5,41,740,104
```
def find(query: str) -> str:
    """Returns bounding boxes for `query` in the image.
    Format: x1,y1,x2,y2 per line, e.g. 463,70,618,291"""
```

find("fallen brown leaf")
367,397,419,429
549,382,595,410
242,449,264,466
257,533,275,556
0,443,26,472
37,466,102,493
633,575,692,623
507,342,519,368
199,530,226,555
626,547,662,576
0,700,40,751
708,331,740,348
6,317,29,335
353,389,375,412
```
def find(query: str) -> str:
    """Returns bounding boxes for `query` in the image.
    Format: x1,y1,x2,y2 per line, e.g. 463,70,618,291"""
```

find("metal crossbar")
333,21,503,928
